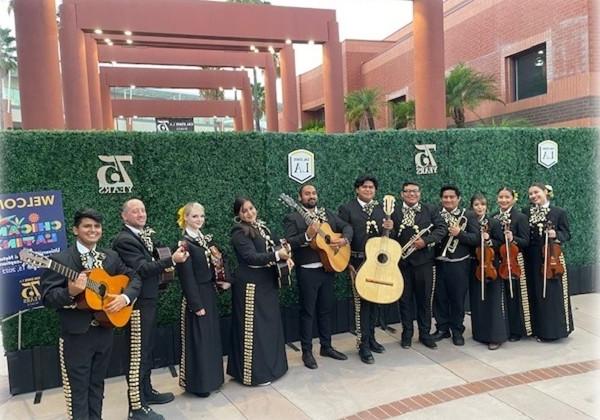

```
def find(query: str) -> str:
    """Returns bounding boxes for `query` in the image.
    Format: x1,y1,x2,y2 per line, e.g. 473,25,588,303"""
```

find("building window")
511,43,547,101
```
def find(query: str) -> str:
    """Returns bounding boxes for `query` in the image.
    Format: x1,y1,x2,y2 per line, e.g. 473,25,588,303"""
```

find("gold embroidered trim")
243,283,256,385
58,338,73,420
127,309,143,410
430,265,437,319
179,297,187,388
559,253,571,332
350,272,362,348
517,253,532,336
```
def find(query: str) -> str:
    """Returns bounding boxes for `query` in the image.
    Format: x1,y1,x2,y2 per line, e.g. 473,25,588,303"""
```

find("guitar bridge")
366,278,393,286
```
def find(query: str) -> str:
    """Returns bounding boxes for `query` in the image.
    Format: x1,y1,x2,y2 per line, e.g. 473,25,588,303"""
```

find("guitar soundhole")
98,284,107,297
377,253,388,264
324,235,331,244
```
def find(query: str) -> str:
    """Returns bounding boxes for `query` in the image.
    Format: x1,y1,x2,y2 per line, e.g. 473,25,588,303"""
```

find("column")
59,0,92,129
322,20,345,133
413,0,446,129
263,56,279,132
13,0,64,128
241,77,254,131
99,73,114,129
85,36,103,129
279,44,299,132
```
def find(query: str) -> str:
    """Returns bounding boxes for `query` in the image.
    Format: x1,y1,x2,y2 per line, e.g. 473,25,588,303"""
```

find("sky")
0,0,413,74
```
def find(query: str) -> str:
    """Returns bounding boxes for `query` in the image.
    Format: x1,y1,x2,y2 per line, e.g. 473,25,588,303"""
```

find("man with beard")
284,185,352,369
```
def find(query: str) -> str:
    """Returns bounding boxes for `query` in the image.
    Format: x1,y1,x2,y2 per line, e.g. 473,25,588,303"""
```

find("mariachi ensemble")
32,179,573,420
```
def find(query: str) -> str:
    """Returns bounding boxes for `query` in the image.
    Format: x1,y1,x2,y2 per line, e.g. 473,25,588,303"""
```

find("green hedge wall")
1,128,597,351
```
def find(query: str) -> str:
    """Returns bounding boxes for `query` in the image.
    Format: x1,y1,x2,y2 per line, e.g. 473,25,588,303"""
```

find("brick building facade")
298,0,599,129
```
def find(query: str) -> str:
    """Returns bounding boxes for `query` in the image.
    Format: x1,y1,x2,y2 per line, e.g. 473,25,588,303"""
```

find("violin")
209,245,227,284
541,221,565,280
498,218,521,281
475,219,497,282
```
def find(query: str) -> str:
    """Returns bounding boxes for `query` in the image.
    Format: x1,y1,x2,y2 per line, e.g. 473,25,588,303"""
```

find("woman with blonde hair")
176,202,230,397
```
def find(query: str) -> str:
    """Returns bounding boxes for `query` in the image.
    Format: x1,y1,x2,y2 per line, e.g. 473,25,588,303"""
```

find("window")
511,43,547,101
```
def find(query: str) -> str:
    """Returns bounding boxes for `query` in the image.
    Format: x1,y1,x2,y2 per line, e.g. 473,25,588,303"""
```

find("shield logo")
538,140,558,169
288,149,315,184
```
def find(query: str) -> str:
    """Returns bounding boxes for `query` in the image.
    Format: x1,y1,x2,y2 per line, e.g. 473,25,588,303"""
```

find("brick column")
85,36,103,129
413,0,446,129
241,77,254,131
263,56,279,132
280,45,299,132
99,73,114,130
14,0,64,128
59,0,92,129
322,20,345,133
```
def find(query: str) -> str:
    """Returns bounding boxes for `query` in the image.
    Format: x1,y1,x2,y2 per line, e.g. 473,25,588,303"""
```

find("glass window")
512,43,547,101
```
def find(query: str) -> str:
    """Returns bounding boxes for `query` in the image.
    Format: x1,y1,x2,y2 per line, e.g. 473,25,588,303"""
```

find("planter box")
6,345,60,396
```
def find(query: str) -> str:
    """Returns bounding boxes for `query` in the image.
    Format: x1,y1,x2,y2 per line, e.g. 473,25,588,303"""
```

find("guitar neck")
48,260,103,295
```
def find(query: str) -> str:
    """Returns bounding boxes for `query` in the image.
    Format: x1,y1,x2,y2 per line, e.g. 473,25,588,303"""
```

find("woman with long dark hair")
227,196,290,385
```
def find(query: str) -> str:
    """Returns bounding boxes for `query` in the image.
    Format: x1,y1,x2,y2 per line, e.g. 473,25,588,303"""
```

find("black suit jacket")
492,207,530,251
338,199,389,261
112,225,174,299
283,208,353,266
435,208,480,260
41,245,141,334
522,205,570,247
176,233,216,313
391,203,447,266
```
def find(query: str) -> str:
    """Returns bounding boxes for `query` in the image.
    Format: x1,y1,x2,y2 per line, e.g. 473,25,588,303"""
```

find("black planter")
281,305,300,343
333,298,351,334
220,316,232,356
7,345,61,396
152,325,177,368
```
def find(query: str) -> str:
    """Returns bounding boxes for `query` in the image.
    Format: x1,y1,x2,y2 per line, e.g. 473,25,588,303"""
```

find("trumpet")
401,224,434,259
441,209,467,257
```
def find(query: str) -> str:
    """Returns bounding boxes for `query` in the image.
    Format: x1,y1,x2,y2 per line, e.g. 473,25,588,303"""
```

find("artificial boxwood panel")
0,128,597,351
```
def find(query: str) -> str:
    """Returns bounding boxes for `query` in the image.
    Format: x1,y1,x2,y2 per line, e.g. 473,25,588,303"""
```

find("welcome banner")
0,190,67,316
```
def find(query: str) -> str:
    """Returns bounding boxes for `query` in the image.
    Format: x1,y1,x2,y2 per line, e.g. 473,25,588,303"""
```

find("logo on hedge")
415,144,437,175
538,140,558,169
20,277,41,305
97,155,134,194
288,149,315,184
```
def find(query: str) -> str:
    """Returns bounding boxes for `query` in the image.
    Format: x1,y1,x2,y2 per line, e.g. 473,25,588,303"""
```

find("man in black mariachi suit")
391,182,447,349
338,175,393,364
283,184,353,369
41,208,141,420
112,199,188,420
432,185,479,346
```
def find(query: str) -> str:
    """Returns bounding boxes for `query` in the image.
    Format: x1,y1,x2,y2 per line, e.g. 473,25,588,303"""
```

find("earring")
233,216,241,223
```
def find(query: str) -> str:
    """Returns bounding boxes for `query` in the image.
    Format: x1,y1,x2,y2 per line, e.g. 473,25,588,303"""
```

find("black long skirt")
179,283,224,394
524,246,574,340
469,263,509,344
503,252,533,338
226,268,288,385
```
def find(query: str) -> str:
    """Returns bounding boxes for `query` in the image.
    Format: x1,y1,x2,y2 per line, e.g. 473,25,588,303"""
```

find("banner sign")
0,190,67,316
156,117,195,132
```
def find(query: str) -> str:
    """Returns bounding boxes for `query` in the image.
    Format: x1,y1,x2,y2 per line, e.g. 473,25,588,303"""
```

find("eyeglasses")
403,189,420,194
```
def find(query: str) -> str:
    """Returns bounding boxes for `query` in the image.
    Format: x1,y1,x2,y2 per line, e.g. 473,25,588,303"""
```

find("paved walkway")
1,293,598,419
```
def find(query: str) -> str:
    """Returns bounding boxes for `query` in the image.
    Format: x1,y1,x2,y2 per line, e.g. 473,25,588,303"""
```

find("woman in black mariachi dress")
468,193,508,350
492,187,531,342
523,183,573,341
176,202,229,397
227,196,290,386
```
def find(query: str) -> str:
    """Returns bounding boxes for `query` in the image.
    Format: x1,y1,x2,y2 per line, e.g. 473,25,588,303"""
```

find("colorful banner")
0,190,67,316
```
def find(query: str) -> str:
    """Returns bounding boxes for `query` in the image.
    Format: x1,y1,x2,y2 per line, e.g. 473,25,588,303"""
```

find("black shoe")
129,406,165,420
488,342,501,350
369,340,386,353
536,337,559,343
418,337,437,349
194,392,210,398
508,335,521,342
400,330,412,349
431,330,451,341
320,346,348,360
302,351,318,369
452,333,465,346
145,389,175,405
358,346,374,364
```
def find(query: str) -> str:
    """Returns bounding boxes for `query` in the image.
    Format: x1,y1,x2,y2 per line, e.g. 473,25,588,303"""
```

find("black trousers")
297,266,335,352
350,257,378,347
399,262,434,339
434,259,471,334
127,298,157,410
60,325,113,420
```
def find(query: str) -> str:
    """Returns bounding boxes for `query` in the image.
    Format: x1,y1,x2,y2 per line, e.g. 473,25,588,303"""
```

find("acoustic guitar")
279,193,350,272
19,248,133,328
354,195,404,304
156,246,175,290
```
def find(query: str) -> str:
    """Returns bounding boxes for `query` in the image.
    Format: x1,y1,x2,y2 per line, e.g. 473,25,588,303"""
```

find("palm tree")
0,27,17,129
391,100,415,129
344,88,382,131
251,81,265,130
445,63,503,128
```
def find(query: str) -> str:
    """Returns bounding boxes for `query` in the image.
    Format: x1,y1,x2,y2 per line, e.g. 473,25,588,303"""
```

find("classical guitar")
279,193,350,272
354,195,404,304
156,246,175,290
19,248,133,328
